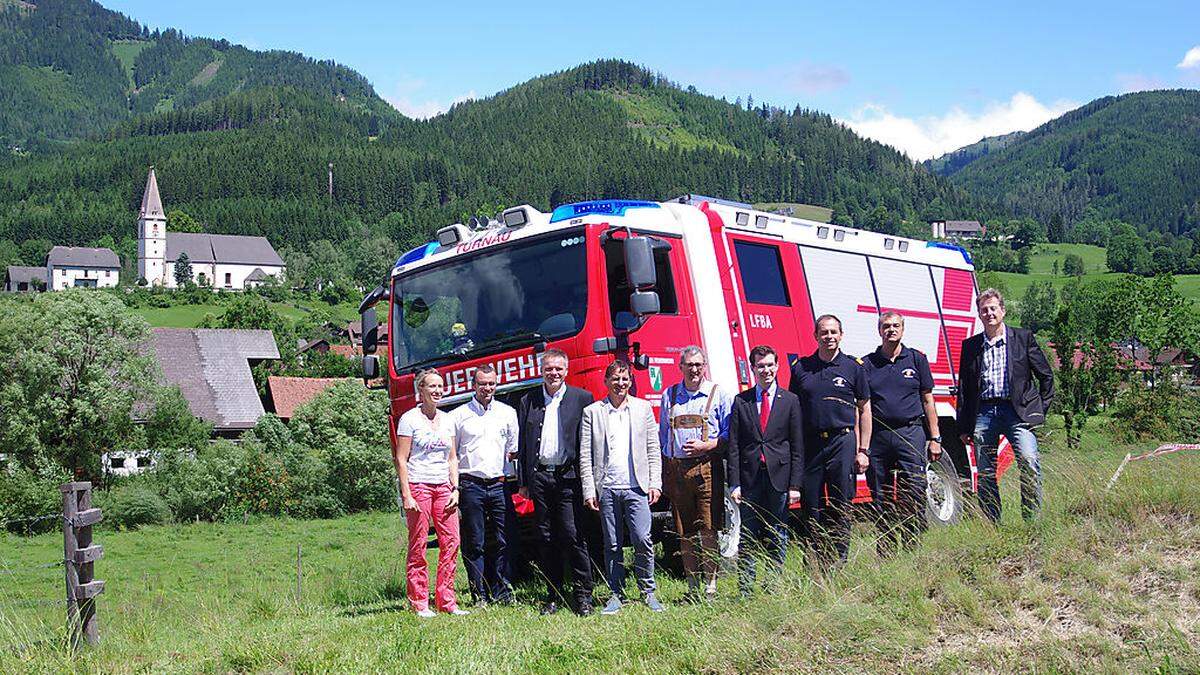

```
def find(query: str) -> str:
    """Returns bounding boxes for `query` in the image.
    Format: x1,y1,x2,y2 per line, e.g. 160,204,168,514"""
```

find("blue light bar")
549,200,660,223
396,242,438,268
926,241,973,266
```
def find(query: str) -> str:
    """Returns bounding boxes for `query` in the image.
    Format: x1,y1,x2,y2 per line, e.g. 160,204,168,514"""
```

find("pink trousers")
405,482,460,613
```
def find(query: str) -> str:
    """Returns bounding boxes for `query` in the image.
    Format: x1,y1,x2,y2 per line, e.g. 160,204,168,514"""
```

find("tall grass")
1,420,1196,673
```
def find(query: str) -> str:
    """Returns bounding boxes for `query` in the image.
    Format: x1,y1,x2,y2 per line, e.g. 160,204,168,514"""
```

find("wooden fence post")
60,481,105,649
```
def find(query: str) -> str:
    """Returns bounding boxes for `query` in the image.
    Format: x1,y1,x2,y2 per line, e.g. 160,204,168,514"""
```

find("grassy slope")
110,39,151,90
1,419,1196,672
130,299,360,329
754,202,834,223
992,243,1200,304
603,89,741,155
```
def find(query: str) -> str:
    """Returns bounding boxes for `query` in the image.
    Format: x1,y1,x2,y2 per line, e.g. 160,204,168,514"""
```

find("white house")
46,246,120,290
137,167,285,289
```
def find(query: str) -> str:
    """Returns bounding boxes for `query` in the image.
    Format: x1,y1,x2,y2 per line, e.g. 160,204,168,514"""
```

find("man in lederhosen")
658,346,732,602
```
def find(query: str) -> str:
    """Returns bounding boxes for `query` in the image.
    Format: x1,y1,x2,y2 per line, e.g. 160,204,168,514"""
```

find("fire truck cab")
360,195,1007,530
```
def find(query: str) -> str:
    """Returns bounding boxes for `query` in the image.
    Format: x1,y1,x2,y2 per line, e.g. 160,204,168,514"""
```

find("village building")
930,219,985,241
3,265,47,292
266,376,353,420
147,328,280,436
46,246,121,289
137,167,285,289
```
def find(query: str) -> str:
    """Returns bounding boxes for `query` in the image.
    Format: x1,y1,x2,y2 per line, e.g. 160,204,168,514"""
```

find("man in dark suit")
727,344,804,596
957,288,1054,522
517,348,596,615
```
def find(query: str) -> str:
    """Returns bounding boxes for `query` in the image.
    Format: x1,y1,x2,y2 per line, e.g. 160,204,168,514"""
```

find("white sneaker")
447,608,469,616
415,608,436,619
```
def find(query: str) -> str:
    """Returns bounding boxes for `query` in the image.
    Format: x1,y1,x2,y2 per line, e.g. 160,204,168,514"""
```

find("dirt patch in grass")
189,58,224,87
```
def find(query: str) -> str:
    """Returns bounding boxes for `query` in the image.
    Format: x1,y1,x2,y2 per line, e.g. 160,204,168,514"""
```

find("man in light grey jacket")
581,359,663,615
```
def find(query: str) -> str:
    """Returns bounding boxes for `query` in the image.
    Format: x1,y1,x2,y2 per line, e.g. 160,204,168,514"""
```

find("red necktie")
759,389,770,463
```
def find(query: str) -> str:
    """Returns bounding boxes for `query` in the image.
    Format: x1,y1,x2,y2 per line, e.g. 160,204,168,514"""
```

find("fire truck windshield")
391,230,588,373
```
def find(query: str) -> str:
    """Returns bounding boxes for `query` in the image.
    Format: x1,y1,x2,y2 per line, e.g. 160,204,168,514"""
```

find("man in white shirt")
516,349,596,616
450,364,519,606
580,360,664,615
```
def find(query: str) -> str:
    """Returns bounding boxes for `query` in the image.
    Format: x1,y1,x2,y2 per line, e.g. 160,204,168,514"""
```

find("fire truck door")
725,234,813,389
601,236,700,406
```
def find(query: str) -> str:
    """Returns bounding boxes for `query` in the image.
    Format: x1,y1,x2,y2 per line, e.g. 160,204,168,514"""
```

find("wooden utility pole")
61,482,105,649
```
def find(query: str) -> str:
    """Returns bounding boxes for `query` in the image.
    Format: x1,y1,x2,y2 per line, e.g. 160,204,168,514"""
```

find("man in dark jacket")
517,348,596,615
957,288,1054,522
727,345,804,596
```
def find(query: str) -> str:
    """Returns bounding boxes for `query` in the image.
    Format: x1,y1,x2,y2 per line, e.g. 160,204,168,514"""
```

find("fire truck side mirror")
362,354,379,381
361,308,379,355
623,236,657,290
629,290,660,317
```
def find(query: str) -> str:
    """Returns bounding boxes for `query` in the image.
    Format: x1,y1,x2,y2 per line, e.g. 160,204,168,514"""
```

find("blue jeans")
459,479,513,603
738,471,789,594
973,402,1043,522
599,487,655,599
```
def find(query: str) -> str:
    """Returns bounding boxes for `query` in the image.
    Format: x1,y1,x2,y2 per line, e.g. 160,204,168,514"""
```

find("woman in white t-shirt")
394,368,466,617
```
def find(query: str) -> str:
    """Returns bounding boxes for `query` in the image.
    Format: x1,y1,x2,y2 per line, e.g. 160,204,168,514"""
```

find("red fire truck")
359,195,1012,532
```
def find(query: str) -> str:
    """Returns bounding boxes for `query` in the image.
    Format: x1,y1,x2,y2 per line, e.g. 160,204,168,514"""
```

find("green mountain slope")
0,60,979,255
947,90,1200,233
0,0,396,148
922,130,1025,177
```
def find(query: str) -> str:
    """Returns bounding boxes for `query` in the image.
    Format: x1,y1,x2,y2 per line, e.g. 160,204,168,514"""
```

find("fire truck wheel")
926,452,964,527
652,510,685,578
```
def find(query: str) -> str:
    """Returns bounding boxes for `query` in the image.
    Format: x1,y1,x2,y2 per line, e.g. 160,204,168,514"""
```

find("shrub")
101,483,172,530
0,464,70,535
1109,384,1200,443
224,441,292,520
325,437,395,512
152,445,236,523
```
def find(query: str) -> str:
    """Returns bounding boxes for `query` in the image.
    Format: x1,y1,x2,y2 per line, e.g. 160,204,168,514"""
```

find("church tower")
137,167,167,285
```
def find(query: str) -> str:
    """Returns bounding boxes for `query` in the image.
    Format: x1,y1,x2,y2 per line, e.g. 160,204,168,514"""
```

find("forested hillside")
0,0,394,148
947,90,1200,235
922,130,1024,177
0,58,978,272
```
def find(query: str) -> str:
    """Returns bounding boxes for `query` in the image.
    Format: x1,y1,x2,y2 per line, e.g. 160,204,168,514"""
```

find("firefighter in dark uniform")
788,314,872,567
863,311,943,556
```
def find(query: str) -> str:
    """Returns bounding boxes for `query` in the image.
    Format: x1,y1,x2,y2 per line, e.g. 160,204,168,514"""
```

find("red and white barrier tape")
1106,443,1200,490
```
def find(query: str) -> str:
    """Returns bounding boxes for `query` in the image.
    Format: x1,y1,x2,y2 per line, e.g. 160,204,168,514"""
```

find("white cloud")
383,76,477,119
1177,46,1200,69
841,93,1078,161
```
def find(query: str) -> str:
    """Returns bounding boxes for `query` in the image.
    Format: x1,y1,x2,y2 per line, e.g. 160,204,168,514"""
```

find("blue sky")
105,0,1200,160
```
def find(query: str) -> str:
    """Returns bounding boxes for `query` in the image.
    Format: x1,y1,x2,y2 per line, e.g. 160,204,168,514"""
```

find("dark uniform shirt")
863,344,934,427
788,351,870,433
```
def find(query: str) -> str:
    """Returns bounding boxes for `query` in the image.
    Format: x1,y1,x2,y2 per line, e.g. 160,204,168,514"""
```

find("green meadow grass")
1,418,1196,672
989,243,1200,310
130,299,359,329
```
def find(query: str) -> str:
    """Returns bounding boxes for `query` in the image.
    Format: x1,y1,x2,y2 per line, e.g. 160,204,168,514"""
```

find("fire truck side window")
734,241,790,306
603,239,678,317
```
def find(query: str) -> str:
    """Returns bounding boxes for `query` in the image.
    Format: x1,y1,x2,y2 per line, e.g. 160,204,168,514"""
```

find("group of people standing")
390,287,1054,617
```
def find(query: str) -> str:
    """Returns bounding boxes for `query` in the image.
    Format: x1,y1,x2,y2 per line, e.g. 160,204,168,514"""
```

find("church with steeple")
136,168,285,289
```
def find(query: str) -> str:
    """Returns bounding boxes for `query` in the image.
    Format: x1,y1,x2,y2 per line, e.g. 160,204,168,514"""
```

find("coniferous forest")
3,0,1200,285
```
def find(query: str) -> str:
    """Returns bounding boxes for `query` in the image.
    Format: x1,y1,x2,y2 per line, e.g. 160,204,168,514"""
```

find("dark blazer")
957,325,1054,433
516,384,595,488
727,386,804,494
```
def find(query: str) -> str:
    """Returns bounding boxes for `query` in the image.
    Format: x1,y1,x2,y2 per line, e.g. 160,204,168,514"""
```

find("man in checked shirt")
957,288,1054,523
